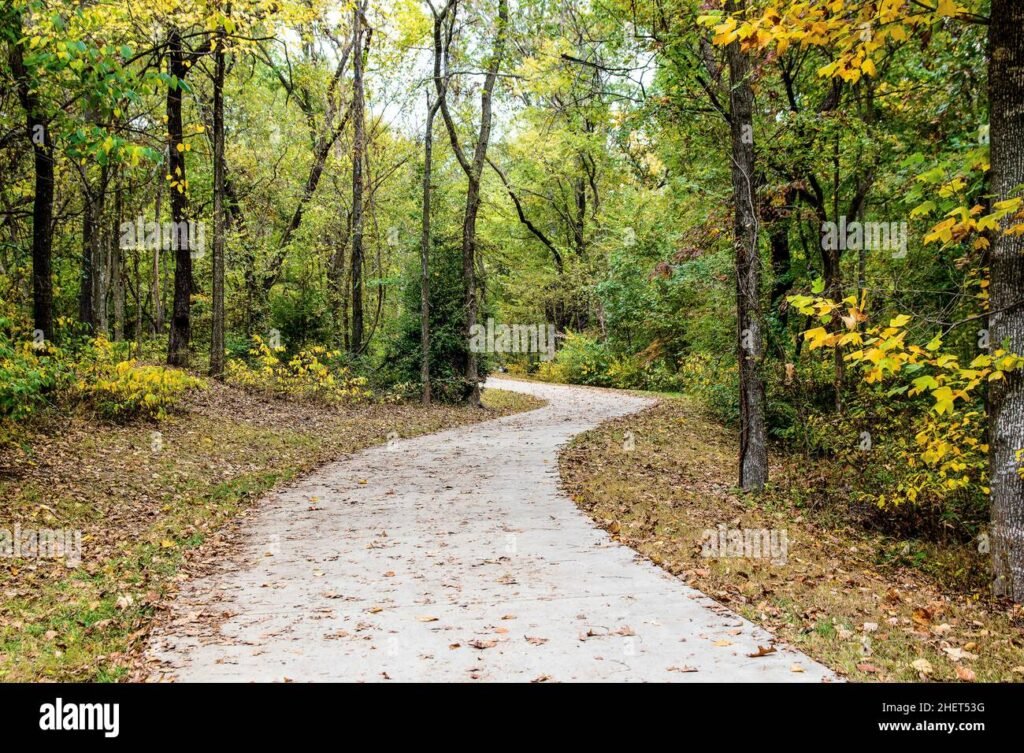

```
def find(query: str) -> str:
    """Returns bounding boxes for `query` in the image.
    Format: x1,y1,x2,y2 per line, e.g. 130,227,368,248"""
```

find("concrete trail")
145,378,835,682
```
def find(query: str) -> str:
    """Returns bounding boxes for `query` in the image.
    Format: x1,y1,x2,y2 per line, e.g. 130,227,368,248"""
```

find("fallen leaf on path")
525,636,548,645
942,646,978,662
668,665,699,673
416,615,438,622
911,658,934,675
955,666,976,682
790,664,805,673
469,639,497,649
747,645,776,658
367,606,383,614
713,639,733,647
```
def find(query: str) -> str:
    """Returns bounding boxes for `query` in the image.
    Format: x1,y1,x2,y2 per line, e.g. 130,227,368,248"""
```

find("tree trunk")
92,174,109,336
435,0,509,407
111,176,125,340
80,184,96,329
9,12,54,340
349,1,367,355
166,29,193,367
152,177,164,334
725,0,767,491
421,93,440,405
988,0,1024,601
210,26,227,378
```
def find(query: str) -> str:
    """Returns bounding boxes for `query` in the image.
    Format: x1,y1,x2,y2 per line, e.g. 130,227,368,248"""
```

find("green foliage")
1,315,202,425
0,317,66,420
225,336,372,404
381,244,489,403
73,337,205,421
536,332,612,387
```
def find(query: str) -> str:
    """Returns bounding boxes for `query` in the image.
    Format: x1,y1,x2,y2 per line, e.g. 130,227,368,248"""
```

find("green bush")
0,318,66,420
380,243,491,402
537,331,612,386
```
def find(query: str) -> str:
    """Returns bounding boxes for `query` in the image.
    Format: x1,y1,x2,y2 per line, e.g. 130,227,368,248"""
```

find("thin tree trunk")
421,92,441,405
988,0,1024,602
350,0,367,354
80,184,96,329
92,171,109,337
112,175,125,340
152,174,164,334
725,0,767,491
210,24,227,378
166,29,193,367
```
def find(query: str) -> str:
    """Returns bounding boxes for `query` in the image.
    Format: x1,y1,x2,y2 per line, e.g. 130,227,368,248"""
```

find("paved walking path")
145,378,834,682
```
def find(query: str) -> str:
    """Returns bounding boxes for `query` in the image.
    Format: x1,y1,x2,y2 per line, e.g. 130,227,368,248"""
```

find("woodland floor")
560,396,1024,682
0,382,542,681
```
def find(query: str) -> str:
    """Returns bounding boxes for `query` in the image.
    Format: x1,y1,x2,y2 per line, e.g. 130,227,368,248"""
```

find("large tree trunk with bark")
725,0,767,492
210,27,227,378
435,0,508,407
166,29,193,367
988,0,1024,602
8,11,54,340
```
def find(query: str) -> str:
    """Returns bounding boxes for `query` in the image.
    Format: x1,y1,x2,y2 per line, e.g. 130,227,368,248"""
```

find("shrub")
73,337,204,421
379,245,490,403
536,332,612,386
225,336,372,404
0,321,67,420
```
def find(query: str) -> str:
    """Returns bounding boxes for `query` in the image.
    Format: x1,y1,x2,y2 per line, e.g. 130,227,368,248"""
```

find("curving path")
144,378,835,682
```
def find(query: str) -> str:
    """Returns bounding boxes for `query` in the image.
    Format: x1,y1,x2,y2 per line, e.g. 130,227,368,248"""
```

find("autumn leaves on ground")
561,396,1024,683
0,385,542,681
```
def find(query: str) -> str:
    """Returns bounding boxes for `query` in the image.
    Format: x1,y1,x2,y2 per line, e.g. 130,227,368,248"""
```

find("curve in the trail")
144,378,835,682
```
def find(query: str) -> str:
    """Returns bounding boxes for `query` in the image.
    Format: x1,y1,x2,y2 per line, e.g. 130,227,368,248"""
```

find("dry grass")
0,383,543,681
560,397,1024,682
